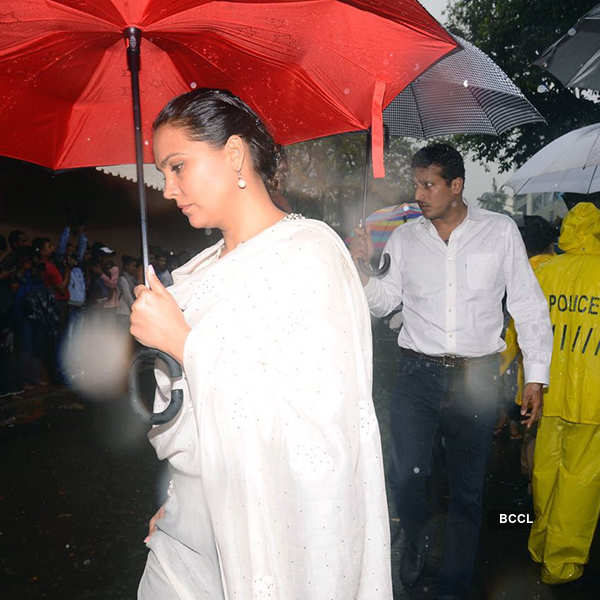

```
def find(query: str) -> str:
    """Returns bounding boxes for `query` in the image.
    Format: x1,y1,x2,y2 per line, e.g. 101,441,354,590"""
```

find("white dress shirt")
364,203,552,384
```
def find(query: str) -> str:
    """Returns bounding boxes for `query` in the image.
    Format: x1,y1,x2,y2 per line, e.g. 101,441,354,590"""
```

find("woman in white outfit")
130,89,392,600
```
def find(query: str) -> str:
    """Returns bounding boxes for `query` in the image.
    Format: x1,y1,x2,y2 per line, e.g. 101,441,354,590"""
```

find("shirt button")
449,333,454,338
448,308,452,312
448,282,453,287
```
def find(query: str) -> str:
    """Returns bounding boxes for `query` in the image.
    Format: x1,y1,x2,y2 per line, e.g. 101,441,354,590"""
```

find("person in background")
349,143,553,600
2,230,28,273
87,257,110,308
14,246,41,390
117,255,138,330
17,253,61,386
32,237,70,308
499,215,558,491
0,234,23,398
56,224,88,264
155,250,173,287
64,252,86,346
528,202,600,585
32,237,70,385
95,246,119,318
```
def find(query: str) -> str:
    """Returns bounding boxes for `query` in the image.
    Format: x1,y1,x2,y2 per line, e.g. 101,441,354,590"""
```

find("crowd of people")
0,226,184,397
2,86,599,600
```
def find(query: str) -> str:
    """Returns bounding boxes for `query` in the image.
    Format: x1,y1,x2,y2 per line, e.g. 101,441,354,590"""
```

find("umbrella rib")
566,47,600,88
586,164,599,194
467,87,497,134
410,84,427,137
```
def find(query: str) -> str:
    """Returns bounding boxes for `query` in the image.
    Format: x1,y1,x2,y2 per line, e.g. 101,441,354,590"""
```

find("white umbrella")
504,123,600,195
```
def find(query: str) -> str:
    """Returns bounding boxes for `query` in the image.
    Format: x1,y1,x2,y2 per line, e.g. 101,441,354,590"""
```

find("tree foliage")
477,178,511,215
445,0,600,172
281,133,417,235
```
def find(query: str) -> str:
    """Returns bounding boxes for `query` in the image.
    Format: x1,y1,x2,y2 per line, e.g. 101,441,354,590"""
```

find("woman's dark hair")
153,88,284,190
122,255,136,268
0,235,6,253
411,143,465,185
32,237,50,255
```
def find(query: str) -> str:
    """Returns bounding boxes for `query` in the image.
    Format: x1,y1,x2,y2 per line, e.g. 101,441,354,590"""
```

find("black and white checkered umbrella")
383,35,545,138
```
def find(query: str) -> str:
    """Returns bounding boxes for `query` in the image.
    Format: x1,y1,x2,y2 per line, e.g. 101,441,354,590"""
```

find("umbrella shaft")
362,129,371,227
125,27,150,285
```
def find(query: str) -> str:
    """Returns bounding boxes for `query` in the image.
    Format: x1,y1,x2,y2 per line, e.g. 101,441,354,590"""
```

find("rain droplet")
537,84,549,93
144,140,149,146
413,466,420,474
190,81,197,89
568,28,576,36
463,79,469,88
343,88,350,95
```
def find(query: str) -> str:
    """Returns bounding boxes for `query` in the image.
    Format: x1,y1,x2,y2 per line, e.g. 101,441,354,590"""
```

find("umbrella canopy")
0,0,457,176
383,34,545,138
533,3,600,90
366,202,422,251
503,123,600,195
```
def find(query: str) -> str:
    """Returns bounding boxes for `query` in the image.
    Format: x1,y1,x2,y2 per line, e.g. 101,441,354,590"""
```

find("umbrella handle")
358,253,391,277
129,347,184,425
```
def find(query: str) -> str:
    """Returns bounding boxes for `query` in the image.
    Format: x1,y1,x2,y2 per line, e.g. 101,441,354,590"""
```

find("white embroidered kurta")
138,217,392,600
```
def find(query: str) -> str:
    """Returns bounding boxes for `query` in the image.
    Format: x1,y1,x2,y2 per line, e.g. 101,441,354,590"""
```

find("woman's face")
153,124,237,229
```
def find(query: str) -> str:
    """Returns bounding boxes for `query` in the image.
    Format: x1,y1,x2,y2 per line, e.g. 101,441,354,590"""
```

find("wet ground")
1,322,598,599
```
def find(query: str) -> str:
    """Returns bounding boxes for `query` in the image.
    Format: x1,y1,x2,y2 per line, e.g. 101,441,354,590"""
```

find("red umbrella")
0,0,456,423
0,0,455,172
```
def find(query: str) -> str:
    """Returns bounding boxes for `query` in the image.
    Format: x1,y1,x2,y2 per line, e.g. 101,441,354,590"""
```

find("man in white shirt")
350,144,552,600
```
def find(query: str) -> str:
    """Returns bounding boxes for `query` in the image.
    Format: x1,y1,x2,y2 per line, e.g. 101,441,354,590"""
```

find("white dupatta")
143,217,392,600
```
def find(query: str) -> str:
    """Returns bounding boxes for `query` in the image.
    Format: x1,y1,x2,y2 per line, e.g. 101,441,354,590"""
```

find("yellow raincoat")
528,203,600,584
500,253,554,405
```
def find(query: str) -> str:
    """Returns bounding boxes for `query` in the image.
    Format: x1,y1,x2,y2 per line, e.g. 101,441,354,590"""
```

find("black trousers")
390,351,500,596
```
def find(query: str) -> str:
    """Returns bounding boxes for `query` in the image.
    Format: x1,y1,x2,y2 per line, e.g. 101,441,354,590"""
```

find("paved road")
1,324,598,599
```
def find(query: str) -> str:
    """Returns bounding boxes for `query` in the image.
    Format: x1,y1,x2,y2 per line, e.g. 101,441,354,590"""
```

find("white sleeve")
363,232,404,318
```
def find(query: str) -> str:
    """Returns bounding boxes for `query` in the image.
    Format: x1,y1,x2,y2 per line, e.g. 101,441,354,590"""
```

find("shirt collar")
465,201,485,222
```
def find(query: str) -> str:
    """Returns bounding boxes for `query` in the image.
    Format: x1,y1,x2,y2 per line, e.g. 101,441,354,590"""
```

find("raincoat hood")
558,202,600,254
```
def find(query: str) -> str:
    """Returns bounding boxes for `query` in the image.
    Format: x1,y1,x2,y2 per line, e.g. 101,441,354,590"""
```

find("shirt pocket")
465,252,498,291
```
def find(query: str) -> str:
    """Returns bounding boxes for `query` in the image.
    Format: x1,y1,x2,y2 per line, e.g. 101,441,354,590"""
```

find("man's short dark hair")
411,143,465,185
519,215,558,256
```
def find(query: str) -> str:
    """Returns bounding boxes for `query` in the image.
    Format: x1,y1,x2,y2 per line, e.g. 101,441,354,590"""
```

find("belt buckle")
442,354,456,368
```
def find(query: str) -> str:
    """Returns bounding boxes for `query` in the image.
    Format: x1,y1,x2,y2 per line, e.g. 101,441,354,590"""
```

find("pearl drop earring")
237,168,247,189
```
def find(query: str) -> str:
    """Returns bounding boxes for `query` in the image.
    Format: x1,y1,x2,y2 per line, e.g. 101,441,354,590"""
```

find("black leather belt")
399,346,498,368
